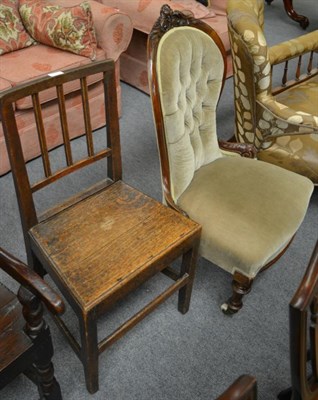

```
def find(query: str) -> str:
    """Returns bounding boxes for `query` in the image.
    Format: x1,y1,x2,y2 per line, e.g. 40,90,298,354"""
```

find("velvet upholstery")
227,0,318,184
178,157,312,277
157,27,223,200
155,24,313,279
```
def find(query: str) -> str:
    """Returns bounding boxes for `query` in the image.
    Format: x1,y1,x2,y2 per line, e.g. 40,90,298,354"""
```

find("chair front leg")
178,239,200,314
80,312,99,394
221,271,253,315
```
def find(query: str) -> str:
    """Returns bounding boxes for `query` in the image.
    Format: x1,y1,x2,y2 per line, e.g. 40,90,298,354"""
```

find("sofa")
98,0,231,94
0,0,133,176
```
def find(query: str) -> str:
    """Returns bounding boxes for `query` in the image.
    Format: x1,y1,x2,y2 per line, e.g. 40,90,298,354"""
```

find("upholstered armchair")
148,5,313,314
227,0,318,184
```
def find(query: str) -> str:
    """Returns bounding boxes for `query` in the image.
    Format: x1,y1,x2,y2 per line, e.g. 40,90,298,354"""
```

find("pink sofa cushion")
19,0,97,60
0,0,36,55
104,0,215,34
0,44,106,110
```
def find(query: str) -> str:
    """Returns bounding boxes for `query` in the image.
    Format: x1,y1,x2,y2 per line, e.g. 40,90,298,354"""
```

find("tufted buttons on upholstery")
156,26,224,200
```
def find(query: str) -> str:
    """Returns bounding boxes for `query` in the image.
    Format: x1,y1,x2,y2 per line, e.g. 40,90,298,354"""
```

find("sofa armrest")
54,0,133,61
269,31,318,65
88,1,133,61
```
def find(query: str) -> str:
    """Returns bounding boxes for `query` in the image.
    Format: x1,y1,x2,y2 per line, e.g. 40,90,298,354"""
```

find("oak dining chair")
0,59,201,393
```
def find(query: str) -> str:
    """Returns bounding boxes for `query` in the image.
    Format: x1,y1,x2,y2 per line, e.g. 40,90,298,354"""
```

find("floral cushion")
19,0,97,60
0,0,36,55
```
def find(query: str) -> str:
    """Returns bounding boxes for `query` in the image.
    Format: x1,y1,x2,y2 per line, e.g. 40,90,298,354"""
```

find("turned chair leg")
178,243,199,314
18,286,62,399
221,272,253,315
80,313,99,394
34,361,63,400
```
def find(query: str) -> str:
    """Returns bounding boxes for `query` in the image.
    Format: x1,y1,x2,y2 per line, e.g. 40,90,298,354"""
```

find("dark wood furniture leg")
80,313,99,394
178,245,199,314
18,286,63,399
283,0,309,29
221,272,253,315
266,0,309,28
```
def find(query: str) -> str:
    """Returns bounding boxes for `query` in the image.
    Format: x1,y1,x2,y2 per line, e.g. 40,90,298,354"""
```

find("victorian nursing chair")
227,0,318,184
0,247,64,399
218,375,257,399
147,5,314,314
0,59,201,393
278,240,318,400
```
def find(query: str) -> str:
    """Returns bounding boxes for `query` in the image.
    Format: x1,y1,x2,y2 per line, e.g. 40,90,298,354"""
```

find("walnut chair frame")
0,247,64,399
278,240,318,400
0,60,201,393
147,5,313,315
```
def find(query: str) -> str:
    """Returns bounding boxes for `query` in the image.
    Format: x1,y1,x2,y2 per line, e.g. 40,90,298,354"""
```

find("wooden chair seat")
30,181,200,312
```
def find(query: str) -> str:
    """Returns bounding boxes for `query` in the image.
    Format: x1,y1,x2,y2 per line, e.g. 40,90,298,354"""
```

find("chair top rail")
0,59,115,105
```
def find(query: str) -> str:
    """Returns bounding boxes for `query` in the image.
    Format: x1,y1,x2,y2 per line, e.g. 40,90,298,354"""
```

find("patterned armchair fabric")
227,0,318,184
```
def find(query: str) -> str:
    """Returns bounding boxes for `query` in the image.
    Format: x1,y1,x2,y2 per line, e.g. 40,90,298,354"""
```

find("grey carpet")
1,1,317,399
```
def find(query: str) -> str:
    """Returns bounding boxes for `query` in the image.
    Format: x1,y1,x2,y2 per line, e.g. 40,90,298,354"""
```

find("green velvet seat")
178,157,312,277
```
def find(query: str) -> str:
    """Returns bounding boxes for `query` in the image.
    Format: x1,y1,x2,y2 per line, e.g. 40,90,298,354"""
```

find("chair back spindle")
0,60,121,240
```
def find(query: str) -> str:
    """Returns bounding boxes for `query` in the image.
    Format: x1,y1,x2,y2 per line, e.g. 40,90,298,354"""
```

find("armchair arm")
219,141,257,158
269,31,318,65
258,97,318,137
0,248,64,315
216,375,257,400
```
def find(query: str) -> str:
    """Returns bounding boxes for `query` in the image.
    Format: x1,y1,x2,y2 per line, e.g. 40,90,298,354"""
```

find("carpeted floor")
0,1,317,399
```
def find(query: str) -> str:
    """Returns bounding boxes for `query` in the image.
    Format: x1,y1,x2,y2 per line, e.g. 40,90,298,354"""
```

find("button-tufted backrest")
156,26,224,201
